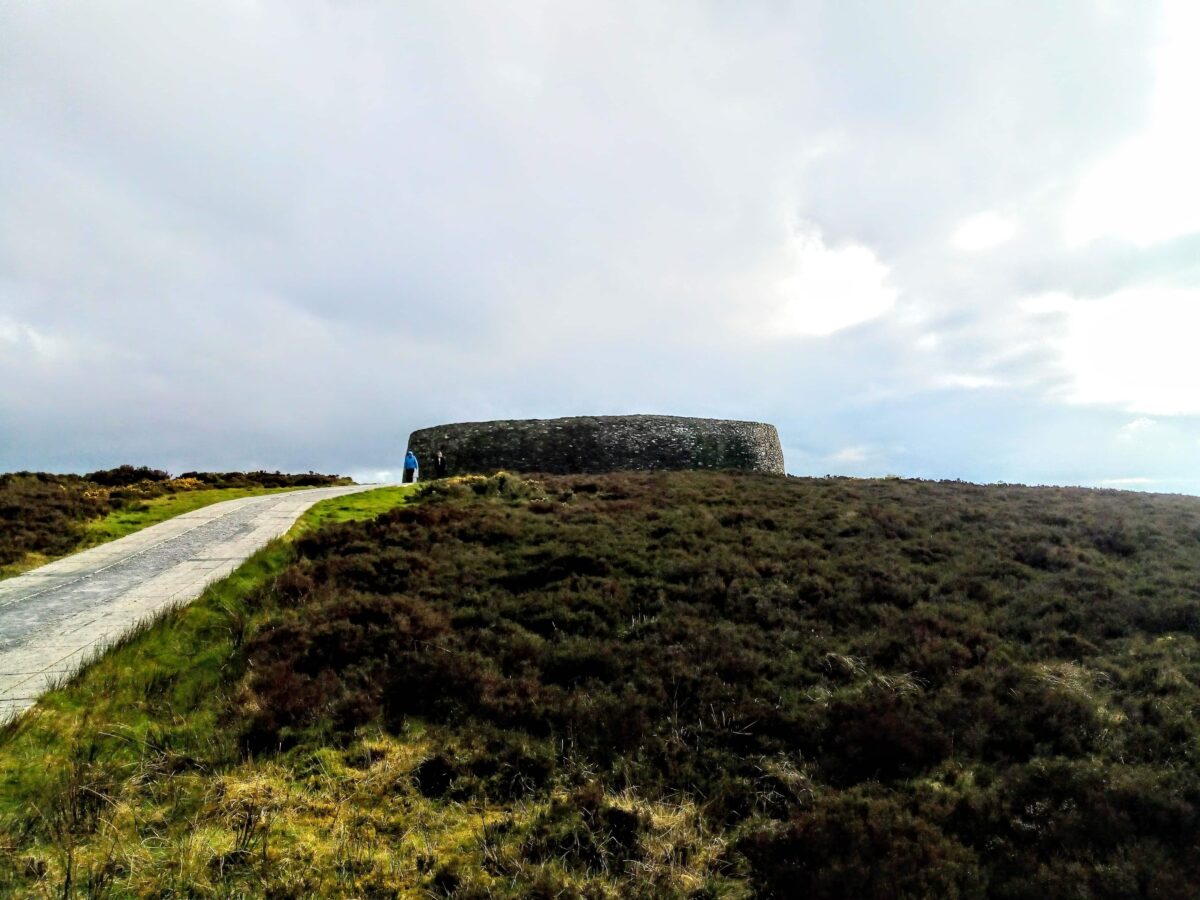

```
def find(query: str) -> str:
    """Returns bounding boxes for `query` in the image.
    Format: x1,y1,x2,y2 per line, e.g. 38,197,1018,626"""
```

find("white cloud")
1119,417,1156,439
830,446,869,463
950,211,1017,252
1065,0,1200,246
1100,477,1157,486
0,0,1187,491
1027,287,1200,415
937,373,1004,390
0,315,64,359
768,222,896,337
1020,292,1074,317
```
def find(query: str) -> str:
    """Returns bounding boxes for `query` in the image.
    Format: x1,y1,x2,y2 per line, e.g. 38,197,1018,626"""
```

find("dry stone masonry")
406,414,785,476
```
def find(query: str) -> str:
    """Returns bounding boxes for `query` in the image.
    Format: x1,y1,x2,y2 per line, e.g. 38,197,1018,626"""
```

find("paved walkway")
0,484,381,722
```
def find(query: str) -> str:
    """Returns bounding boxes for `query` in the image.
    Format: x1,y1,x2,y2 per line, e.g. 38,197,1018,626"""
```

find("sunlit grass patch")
0,551,51,580
287,484,416,536
80,485,300,548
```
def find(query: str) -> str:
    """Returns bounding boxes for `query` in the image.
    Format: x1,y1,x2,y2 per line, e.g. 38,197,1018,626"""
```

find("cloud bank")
1,1,1198,491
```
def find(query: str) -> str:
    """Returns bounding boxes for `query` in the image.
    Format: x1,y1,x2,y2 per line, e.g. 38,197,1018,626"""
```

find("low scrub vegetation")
4,472,1200,896
0,467,350,577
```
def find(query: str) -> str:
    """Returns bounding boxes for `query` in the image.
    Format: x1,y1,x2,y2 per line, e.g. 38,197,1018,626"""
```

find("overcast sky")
2,1,1199,490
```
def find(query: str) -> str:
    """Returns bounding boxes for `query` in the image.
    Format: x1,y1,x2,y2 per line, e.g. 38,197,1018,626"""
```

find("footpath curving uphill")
0,484,378,722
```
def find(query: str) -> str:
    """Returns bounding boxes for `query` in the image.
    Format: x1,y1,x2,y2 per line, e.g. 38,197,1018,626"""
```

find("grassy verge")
0,469,352,583
0,554,51,582
0,487,298,582
286,485,413,536
80,486,305,548
0,485,417,896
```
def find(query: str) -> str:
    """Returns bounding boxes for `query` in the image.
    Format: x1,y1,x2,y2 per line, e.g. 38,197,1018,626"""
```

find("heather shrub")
230,471,1200,894
738,791,984,899
0,473,105,565
83,464,170,486
178,470,350,488
240,590,450,749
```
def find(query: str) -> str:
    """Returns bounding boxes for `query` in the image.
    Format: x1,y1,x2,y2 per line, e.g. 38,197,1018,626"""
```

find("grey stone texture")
0,484,379,722
407,414,785,476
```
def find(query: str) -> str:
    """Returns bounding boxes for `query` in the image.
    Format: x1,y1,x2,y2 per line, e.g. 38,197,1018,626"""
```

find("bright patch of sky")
1119,417,1157,440
830,446,870,464
0,315,63,360
1026,288,1200,417
769,222,897,336
1,0,1198,493
1066,0,1200,247
950,212,1017,253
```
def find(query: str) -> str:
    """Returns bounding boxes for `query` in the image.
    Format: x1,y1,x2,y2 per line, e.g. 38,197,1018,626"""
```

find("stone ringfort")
406,414,785,477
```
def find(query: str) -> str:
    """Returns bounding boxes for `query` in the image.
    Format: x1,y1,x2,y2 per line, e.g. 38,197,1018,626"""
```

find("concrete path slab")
0,484,383,722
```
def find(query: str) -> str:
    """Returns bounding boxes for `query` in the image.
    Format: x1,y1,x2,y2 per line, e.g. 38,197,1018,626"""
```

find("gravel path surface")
0,484,380,721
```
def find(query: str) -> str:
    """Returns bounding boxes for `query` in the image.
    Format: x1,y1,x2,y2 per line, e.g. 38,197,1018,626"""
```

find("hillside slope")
3,472,1200,897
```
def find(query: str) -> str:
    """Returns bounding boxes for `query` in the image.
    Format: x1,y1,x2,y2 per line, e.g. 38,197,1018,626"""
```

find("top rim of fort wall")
409,414,779,432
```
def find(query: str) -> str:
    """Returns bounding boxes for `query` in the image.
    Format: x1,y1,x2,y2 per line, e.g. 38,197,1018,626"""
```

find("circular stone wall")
406,414,785,477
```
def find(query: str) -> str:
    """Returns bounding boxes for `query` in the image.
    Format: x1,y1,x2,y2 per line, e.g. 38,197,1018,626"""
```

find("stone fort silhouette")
406,414,785,477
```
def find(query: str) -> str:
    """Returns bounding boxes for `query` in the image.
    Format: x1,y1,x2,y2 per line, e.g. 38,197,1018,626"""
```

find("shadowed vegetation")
3,472,1200,896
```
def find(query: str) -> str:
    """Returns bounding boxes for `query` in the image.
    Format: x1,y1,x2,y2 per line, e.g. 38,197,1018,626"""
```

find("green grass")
0,484,406,583
287,485,416,535
0,485,418,896
0,554,52,581
81,486,301,546
0,487,299,582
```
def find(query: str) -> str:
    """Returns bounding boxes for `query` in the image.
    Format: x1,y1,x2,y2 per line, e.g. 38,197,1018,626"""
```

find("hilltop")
2,471,1200,897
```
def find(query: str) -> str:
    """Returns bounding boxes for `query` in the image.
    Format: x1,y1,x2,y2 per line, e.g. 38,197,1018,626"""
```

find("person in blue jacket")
403,450,419,484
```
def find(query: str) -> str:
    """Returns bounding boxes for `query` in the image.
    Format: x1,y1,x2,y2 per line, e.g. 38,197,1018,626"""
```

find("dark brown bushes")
236,471,1200,894
0,473,106,565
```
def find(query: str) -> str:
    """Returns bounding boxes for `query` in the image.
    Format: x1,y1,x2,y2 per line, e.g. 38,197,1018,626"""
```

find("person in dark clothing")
434,449,447,479
403,450,419,484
